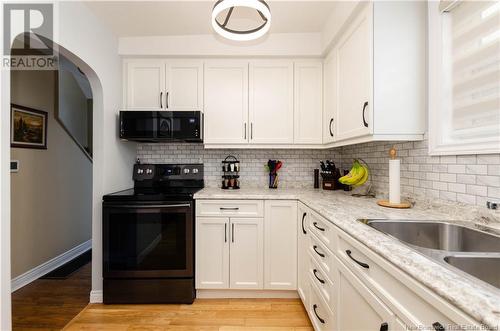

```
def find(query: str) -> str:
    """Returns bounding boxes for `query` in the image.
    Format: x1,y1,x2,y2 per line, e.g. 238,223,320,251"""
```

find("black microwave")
119,111,203,142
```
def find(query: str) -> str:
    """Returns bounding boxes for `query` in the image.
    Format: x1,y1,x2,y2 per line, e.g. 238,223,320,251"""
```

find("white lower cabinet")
195,199,296,292
195,217,229,289
197,200,479,331
335,255,395,331
264,200,297,290
229,218,263,289
297,203,310,304
298,205,480,331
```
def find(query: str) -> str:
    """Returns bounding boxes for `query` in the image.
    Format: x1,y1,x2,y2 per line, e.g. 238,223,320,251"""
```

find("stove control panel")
133,164,203,181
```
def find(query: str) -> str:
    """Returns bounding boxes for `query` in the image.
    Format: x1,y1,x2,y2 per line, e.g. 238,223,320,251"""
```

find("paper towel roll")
389,159,401,204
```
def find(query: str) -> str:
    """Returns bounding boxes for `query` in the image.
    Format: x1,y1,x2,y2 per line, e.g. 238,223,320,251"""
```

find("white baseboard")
11,239,91,292
196,289,299,299
89,290,103,303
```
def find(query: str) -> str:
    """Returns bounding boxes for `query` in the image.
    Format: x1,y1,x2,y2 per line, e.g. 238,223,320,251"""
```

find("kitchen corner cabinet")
325,1,426,146
299,204,479,331
123,59,203,110
264,200,297,290
249,60,294,144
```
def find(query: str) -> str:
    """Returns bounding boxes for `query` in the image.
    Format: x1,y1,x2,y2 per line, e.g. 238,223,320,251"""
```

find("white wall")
10,70,92,279
58,70,89,148
119,33,323,57
55,1,136,304
0,3,136,327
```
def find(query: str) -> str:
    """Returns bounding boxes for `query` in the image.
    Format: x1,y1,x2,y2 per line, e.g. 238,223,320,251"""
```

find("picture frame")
11,104,48,149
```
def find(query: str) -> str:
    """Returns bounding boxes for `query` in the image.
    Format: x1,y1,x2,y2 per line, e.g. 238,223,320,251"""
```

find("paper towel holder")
377,146,412,209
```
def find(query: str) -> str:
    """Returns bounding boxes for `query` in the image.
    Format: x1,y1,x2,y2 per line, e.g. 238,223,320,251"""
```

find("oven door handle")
105,204,191,209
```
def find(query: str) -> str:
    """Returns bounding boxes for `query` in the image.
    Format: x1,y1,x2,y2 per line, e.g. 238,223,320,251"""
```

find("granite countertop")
194,187,500,329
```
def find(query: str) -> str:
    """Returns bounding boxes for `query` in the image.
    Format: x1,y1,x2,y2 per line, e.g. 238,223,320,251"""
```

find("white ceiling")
84,1,341,37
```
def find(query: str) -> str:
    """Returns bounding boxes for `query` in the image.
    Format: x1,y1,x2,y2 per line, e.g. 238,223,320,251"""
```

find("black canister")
314,169,320,189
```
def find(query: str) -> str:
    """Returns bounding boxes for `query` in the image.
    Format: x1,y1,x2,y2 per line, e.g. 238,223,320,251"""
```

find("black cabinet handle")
250,123,253,140
224,223,227,243
232,223,235,243
362,101,368,127
346,250,369,269
244,123,247,140
166,92,170,109
313,245,325,258
301,212,307,234
160,92,163,108
313,304,325,324
313,269,325,284
329,118,334,137
380,322,388,331
433,322,445,331
313,222,325,232
220,207,239,210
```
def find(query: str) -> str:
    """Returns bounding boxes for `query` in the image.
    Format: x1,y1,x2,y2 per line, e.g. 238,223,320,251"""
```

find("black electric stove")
102,163,203,304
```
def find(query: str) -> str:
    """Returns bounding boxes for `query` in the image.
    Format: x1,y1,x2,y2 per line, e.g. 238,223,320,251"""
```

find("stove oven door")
103,201,193,278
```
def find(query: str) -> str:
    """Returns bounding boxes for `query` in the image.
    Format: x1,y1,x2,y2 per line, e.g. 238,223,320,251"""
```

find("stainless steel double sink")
358,219,500,290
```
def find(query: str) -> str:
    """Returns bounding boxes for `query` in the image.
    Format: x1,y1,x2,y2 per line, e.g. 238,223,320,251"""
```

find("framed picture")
11,104,48,149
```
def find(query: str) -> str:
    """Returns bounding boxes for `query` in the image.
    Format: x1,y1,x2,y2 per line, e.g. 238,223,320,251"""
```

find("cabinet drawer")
196,200,264,217
308,211,337,251
338,237,374,275
309,280,335,331
309,251,335,313
309,232,334,275
338,234,456,329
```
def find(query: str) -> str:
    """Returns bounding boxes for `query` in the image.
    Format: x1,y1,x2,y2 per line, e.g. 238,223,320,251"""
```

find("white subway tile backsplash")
465,164,488,175
477,155,500,164
457,174,476,185
447,164,466,174
448,183,466,193
466,184,487,197
137,138,500,207
439,173,456,183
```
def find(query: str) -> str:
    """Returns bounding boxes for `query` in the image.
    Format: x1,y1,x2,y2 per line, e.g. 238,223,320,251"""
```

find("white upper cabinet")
294,61,323,144
324,1,426,146
323,52,337,144
125,60,165,110
264,200,297,290
204,61,249,144
249,60,294,144
335,3,372,141
165,61,203,111
124,59,203,111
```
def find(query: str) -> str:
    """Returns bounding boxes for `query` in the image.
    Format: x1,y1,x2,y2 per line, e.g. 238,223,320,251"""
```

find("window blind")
444,1,500,141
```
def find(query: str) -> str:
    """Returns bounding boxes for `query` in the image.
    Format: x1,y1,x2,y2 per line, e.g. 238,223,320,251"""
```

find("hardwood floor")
12,262,91,331
12,261,312,330
64,298,313,331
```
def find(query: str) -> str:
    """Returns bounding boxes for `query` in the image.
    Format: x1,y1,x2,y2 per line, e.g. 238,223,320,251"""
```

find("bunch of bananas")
338,160,369,187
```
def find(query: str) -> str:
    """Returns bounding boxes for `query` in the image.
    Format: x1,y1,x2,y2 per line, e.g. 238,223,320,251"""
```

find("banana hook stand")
351,158,375,198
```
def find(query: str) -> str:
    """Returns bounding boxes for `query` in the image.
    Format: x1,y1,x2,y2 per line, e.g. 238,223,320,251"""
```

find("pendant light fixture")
211,0,271,41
